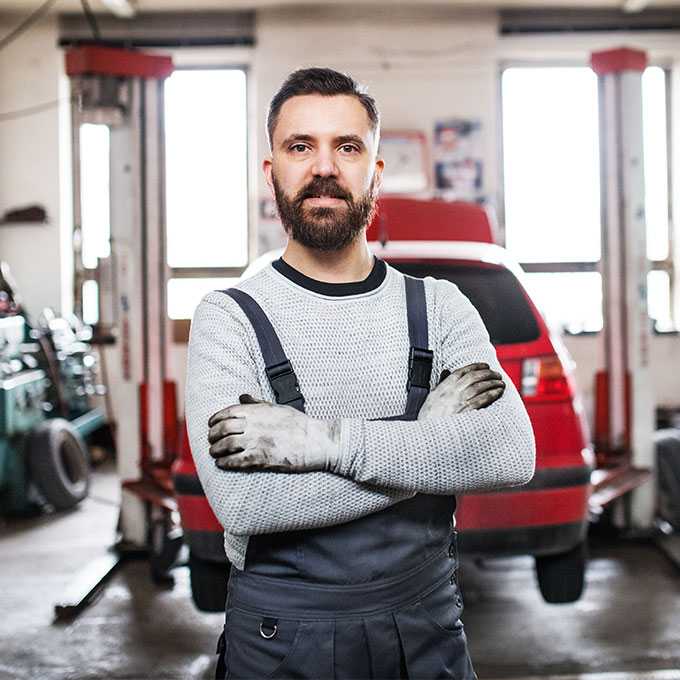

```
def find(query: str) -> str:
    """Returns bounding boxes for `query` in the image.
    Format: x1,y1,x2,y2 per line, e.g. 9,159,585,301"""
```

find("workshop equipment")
590,47,654,530
57,45,181,618
0,306,106,515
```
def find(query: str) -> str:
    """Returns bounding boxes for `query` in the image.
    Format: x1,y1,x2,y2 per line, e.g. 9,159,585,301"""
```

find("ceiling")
0,0,679,12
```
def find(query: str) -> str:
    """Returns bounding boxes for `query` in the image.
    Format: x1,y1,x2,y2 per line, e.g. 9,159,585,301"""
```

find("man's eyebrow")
280,134,315,149
335,134,366,149
279,133,367,149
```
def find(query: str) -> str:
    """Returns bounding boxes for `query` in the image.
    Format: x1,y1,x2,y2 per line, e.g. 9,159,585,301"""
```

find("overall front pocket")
417,575,465,634
224,608,301,679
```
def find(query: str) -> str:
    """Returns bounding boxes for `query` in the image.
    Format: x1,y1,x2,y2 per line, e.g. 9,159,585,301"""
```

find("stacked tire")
27,418,90,510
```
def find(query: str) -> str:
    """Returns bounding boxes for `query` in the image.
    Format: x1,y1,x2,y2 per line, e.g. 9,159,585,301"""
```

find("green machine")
0,316,48,513
0,313,107,515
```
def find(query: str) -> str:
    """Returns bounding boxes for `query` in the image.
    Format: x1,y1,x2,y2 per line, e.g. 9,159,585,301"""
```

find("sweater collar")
271,255,386,297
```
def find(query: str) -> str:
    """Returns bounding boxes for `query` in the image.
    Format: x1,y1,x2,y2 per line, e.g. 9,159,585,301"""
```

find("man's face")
263,94,384,252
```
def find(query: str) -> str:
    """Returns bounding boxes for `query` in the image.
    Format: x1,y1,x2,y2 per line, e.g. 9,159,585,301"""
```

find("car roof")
368,240,526,279
243,240,526,281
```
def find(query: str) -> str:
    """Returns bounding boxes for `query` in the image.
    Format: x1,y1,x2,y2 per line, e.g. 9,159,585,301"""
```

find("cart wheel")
27,418,90,511
535,540,587,603
189,552,229,612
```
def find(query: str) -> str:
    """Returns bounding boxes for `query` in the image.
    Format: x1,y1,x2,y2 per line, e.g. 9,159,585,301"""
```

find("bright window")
523,272,603,334
164,69,248,269
502,65,674,333
167,277,240,320
79,124,111,269
164,68,249,320
648,270,673,333
502,67,601,263
642,66,669,262
82,279,99,325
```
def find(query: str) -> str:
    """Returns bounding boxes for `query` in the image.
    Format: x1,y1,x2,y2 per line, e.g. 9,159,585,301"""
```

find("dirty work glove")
417,362,505,421
207,394,341,473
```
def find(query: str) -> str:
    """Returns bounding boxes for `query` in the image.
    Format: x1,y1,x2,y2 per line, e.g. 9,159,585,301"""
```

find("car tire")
189,552,229,612
27,418,90,511
535,540,587,603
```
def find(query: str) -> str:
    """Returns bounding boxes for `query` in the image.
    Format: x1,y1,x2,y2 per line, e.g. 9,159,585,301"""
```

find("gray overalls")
214,275,478,680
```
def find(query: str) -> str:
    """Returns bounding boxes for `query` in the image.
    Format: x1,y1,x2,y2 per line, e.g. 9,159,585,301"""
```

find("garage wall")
0,13,71,318
255,5,499,207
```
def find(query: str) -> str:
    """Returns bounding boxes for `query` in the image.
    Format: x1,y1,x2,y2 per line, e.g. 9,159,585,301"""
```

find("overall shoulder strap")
218,288,306,413
403,276,433,418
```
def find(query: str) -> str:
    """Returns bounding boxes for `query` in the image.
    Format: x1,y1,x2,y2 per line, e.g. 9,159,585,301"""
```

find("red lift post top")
65,45,174,79
590,47,648,75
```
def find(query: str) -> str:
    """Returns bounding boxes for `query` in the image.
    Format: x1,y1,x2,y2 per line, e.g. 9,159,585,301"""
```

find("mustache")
296,179,351,203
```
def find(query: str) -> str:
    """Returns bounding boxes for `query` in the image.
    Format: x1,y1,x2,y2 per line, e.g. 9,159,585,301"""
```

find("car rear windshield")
389,262,541,345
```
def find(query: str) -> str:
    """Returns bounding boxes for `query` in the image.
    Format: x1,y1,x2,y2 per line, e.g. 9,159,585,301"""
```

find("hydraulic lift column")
56,46,176,618
591,47,655,529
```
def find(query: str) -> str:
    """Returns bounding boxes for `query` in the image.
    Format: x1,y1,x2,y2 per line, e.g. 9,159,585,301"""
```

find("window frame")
498,60,676,335
161,55,254,337
164,62,253,282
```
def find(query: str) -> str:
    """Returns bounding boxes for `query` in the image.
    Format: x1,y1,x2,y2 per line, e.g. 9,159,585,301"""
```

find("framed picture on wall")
432,118,484,201
378,131,430,195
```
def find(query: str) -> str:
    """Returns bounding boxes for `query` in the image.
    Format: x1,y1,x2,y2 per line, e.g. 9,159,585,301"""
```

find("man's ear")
263,158,275,199
374,157,385,192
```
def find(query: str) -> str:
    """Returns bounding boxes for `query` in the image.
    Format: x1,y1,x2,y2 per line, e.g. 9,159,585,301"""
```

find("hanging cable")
0,95,76,123
0,0,58,52
80,0,102,41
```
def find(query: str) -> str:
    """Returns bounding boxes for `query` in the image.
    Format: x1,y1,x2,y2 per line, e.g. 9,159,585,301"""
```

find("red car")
174,198,594,611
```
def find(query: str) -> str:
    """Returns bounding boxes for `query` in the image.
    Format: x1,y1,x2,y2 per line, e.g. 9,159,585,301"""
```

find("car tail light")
521,356,573,401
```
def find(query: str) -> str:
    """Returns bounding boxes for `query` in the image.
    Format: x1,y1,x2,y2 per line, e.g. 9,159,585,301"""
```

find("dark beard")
272,173,378,252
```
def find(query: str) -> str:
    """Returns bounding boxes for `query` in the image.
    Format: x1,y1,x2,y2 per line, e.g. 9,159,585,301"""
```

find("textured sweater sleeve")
184,296,415,539
334,279,536,494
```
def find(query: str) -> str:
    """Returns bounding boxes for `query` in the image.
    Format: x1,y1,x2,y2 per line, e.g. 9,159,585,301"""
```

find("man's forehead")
274,94,373,143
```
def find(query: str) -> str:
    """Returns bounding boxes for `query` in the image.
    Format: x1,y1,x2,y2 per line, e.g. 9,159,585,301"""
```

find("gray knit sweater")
184,256,536,570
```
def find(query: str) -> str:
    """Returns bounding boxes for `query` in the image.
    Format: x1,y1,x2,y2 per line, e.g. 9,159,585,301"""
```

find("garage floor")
1,462,680,680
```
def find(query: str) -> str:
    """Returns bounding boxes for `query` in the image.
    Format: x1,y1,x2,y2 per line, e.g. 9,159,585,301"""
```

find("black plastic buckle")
265,360,304,406
407,346,434,391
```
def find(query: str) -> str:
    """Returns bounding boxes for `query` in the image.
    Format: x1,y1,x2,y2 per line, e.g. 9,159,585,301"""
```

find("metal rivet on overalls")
260,618,278,639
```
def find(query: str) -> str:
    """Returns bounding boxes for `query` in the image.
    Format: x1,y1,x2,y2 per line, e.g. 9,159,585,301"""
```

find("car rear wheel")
535,540,587,603
189,552,229,612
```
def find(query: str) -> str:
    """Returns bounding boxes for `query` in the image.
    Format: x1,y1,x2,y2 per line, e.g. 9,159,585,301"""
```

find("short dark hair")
267,67,380,150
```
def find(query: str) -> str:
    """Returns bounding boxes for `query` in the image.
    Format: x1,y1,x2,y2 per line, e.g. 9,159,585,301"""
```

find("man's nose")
311,149,339,177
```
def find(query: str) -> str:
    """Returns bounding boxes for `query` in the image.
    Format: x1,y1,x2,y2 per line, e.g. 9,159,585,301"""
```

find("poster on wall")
433,119,484,202
378,131,430,195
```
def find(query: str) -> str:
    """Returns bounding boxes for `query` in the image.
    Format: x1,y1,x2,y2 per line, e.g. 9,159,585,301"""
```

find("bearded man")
185,67,535,680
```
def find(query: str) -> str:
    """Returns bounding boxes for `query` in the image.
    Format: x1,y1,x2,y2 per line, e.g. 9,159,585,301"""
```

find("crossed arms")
184,281,535,538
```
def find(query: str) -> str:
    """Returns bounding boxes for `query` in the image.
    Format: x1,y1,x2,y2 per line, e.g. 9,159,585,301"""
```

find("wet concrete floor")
1,462,679,679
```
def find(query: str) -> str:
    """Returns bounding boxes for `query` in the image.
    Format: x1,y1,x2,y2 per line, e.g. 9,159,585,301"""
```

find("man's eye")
340,144,359,153
290,144,308,152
